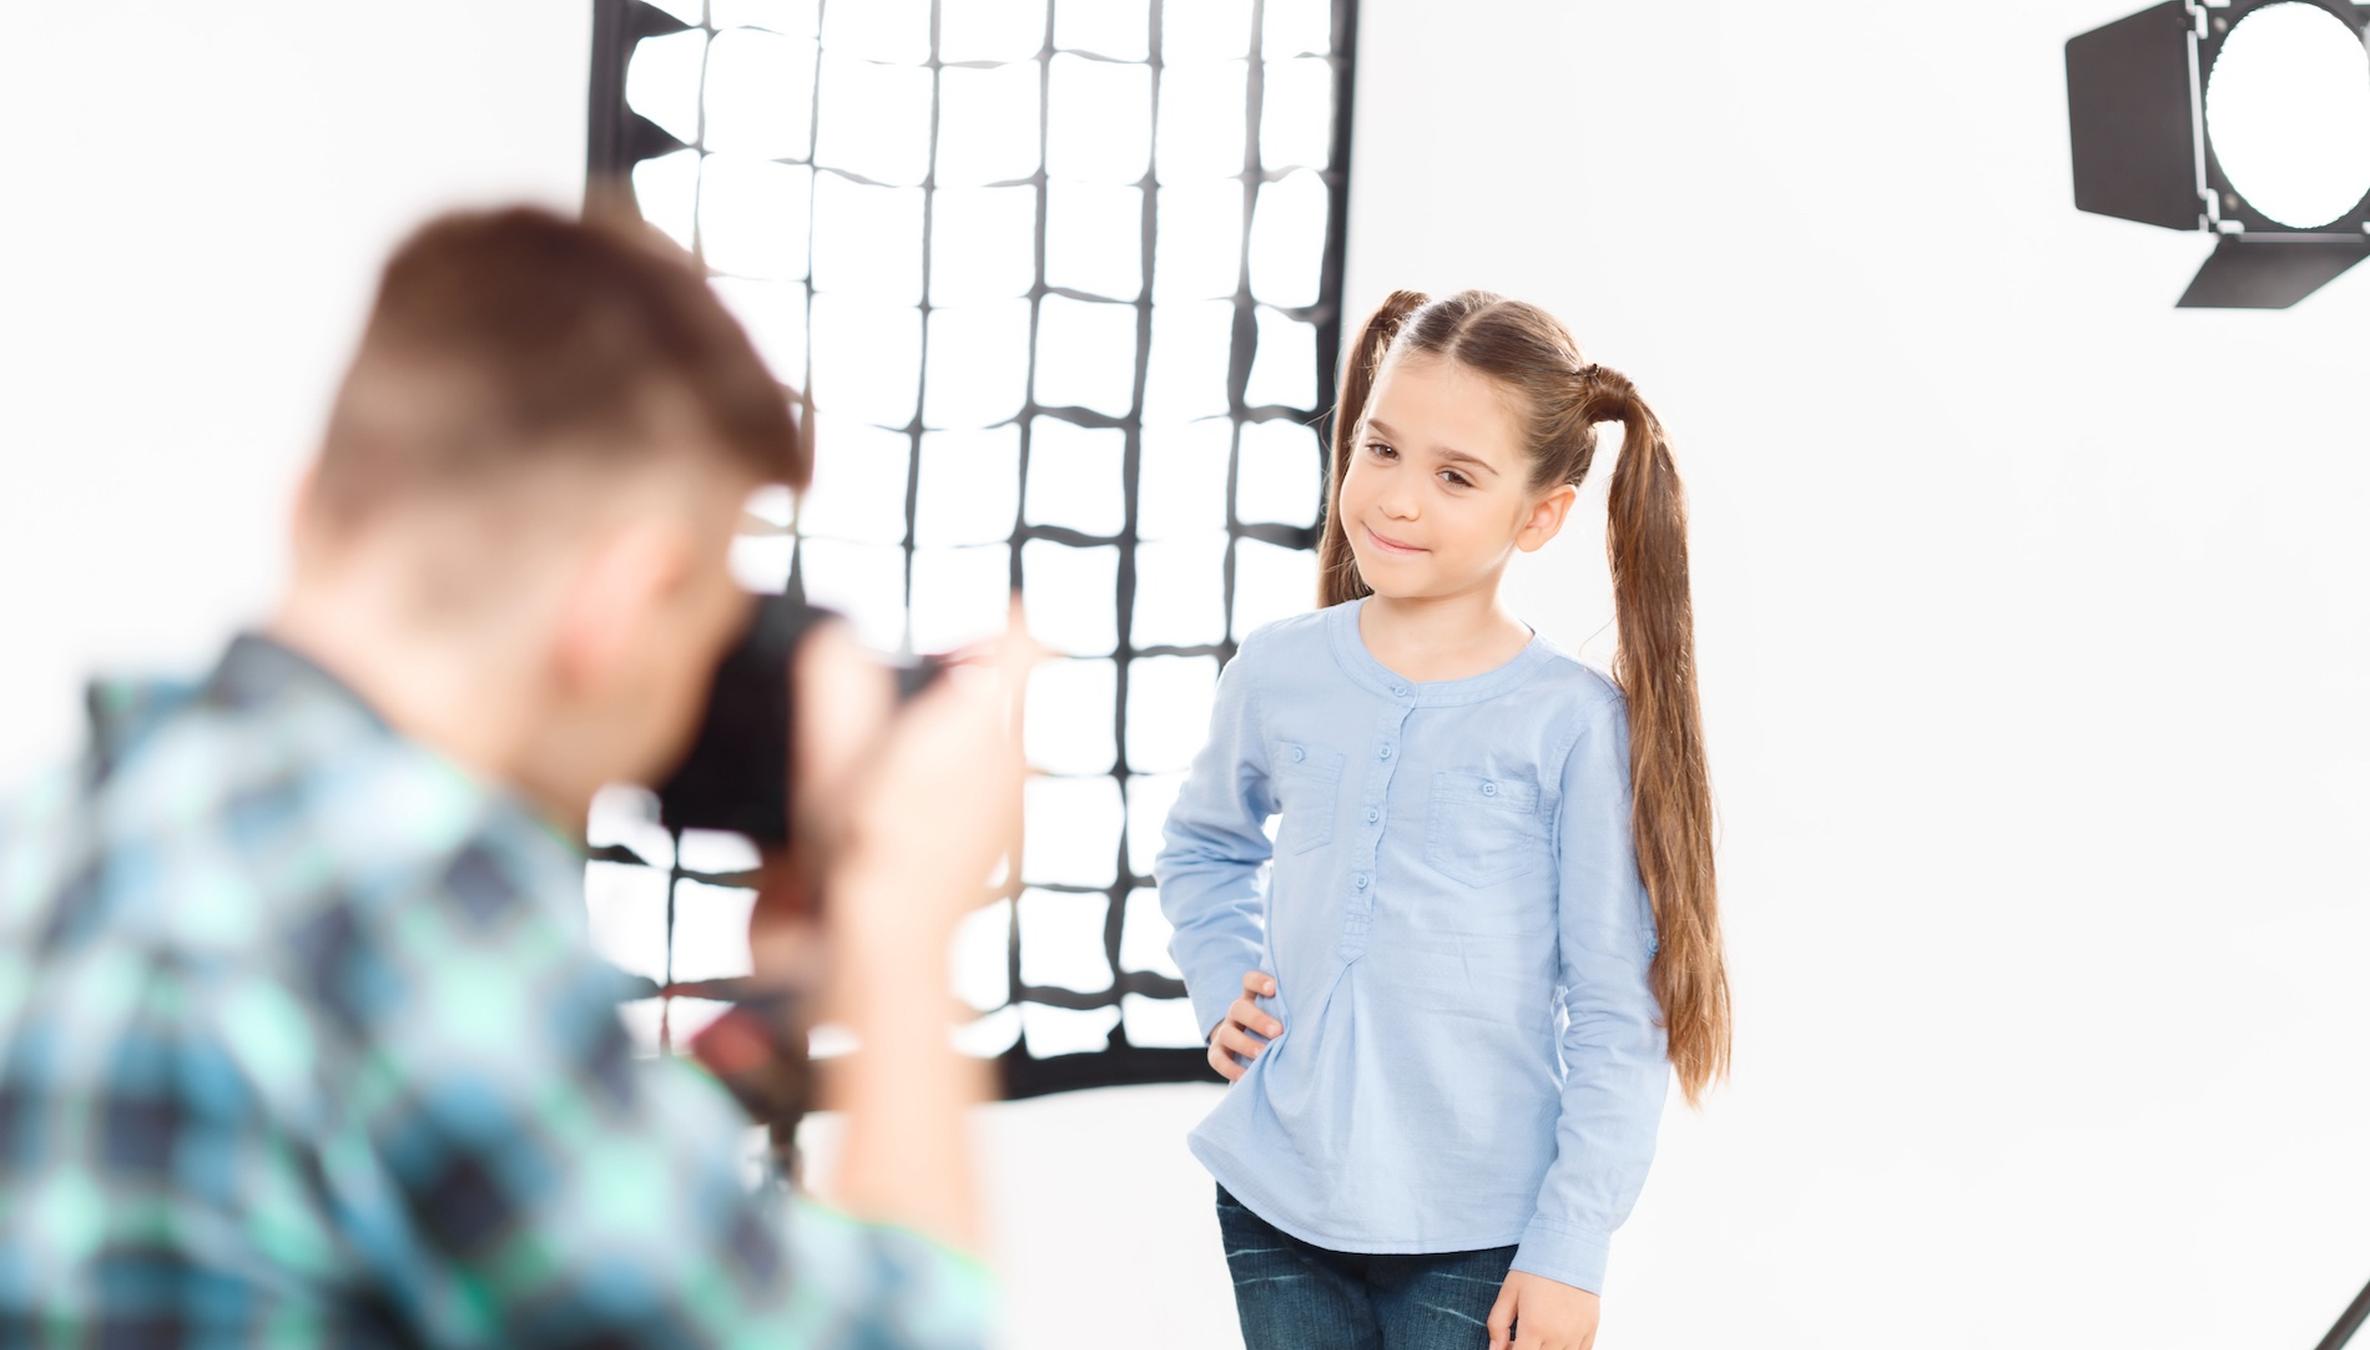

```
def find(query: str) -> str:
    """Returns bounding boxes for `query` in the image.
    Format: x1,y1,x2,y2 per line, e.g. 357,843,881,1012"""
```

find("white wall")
5,5,2367,1350
0,5,593,775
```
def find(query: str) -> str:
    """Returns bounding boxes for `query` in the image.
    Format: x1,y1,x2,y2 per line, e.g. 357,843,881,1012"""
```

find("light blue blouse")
1155,595,1668,1295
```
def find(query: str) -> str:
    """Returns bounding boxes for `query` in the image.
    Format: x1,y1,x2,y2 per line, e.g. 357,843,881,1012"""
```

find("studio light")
583,0,1361,1100
2066,0,2370,307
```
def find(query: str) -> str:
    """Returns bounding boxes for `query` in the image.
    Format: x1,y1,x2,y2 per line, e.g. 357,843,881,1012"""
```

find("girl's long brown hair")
1318,290,1731,1105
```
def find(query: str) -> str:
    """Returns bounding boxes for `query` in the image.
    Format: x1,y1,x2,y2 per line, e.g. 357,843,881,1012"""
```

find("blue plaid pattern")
0,635,994,1347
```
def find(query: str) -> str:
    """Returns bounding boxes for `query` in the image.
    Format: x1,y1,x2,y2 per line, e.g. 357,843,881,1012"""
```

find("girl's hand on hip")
1487,1270,1599,1350
1206,969,1282,1082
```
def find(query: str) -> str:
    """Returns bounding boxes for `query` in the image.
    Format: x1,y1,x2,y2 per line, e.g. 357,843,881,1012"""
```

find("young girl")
1155,290,1730,1350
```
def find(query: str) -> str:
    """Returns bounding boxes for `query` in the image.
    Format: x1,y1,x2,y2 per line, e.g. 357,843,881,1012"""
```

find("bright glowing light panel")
587,0,1356,1096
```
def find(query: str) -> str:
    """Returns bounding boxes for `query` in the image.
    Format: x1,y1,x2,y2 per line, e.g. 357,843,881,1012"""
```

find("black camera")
653,589,947,846
643,589,950,1163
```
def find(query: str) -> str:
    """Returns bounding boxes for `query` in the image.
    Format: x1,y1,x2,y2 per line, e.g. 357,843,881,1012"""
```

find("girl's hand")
1487,1270,1600,1350
1206,970,1282,1082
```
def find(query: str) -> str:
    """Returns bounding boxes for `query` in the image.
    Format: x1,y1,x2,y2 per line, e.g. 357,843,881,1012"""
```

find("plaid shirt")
0,635,995,1347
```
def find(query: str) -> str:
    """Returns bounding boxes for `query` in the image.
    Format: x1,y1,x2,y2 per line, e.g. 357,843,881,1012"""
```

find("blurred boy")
0,206,1016,1347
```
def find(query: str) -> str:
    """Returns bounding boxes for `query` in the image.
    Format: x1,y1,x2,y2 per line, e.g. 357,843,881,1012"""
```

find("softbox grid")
585,0,1357,1099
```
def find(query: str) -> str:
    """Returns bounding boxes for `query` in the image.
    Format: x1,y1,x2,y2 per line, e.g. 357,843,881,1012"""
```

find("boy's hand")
834,600,1039,952
1205,969,1282,1082
1487,1270,1599,1350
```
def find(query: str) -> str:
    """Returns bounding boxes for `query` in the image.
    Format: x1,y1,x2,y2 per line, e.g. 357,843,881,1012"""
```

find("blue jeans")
1216,1183,1518,1350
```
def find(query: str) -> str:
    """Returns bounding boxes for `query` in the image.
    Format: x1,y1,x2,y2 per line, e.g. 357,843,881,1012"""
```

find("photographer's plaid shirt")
0,635,995,1347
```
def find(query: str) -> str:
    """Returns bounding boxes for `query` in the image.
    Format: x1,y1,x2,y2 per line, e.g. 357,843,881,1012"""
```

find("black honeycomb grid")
586,0,1357,1099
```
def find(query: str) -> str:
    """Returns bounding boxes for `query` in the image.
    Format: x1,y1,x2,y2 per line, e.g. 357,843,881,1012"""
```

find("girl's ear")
1513,483,1578,554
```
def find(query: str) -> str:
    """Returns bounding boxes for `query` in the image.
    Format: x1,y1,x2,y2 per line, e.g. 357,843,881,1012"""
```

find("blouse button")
1355,873,1369,890
1365,808,1379,824
1378,745,1392,760
1291,746,1307,763
1481,781,1497,797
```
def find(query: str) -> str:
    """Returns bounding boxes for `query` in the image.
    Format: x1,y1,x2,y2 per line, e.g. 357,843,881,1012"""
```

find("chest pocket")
1424,770,1551,887
1271,740,1345,855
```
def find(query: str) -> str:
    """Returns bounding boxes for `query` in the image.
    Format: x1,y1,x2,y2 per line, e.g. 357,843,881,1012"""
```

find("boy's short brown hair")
311,204,808,523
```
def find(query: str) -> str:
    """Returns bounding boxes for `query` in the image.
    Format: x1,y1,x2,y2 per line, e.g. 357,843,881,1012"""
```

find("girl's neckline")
1324,595,1557,707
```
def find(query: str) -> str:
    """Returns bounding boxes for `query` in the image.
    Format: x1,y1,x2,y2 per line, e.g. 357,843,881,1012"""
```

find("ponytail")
1317,290,1428,608
1595,369,1731,1105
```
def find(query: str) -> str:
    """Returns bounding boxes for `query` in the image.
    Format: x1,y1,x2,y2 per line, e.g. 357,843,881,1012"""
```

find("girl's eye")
1374,438,1459,485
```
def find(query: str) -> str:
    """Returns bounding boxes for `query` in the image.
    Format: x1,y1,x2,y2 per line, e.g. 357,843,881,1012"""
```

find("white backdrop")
0,4,593,773
4,5,2366,1349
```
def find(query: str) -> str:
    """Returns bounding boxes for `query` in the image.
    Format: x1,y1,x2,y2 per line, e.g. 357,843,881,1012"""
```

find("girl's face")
1339,351,1575,600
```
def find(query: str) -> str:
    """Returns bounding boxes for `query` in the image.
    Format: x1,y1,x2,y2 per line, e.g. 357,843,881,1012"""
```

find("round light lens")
2205,1,2370,229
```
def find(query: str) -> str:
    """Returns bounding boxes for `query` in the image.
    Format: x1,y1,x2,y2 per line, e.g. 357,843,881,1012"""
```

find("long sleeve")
1508,690,1671,1296
1154,633,1277,1043
0,636,998,1347
320,867,997,1348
